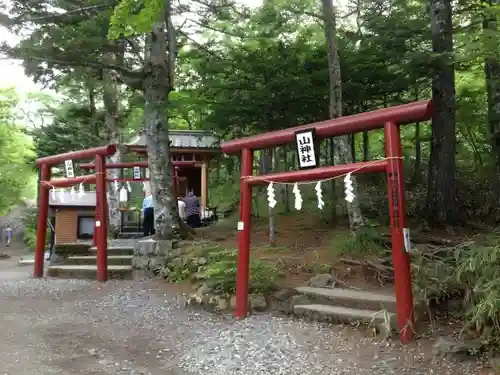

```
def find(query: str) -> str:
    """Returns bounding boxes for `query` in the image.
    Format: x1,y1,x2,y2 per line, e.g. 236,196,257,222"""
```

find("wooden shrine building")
126,129,220,211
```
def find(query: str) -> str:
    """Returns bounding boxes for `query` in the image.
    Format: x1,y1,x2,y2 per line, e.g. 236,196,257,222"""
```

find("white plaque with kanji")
133,166,141,180
64,160,75,178
295,129,317,169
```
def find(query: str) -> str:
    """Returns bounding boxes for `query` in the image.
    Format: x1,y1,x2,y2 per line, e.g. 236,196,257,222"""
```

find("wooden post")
201,160,208,212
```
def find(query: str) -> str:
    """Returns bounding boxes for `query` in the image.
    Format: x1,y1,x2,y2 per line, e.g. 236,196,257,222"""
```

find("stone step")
117,232,143,239
293,304,396,329
90,246,134,256
47,265,133,280
65,255,133,266
55,243,92,257
121,226,141,233
295,286,397,313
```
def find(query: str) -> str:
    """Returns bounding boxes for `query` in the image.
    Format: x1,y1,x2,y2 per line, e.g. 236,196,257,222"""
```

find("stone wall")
133,238,174,277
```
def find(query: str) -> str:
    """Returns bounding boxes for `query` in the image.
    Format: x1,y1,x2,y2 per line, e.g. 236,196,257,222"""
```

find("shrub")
333,224,389,258
453,232,500,342
21,208,50,250
164,244,282,294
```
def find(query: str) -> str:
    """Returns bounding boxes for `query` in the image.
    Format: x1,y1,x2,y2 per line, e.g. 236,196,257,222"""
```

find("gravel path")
0,256,486,375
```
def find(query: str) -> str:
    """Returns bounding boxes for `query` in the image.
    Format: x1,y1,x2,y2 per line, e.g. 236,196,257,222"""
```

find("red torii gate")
34,145,116,281
220,100,434,343
79,160,200,193
80,160,199,243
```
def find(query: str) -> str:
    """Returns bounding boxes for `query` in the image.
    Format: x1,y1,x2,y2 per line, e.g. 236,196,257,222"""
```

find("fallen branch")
381,232,456,246
339,258,365,266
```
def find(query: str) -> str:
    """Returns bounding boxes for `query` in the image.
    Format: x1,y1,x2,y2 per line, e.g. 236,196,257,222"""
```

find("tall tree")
109,0,185,240
321,0,364,230
482,0,500,207
426,0,458,225
102,43,125,237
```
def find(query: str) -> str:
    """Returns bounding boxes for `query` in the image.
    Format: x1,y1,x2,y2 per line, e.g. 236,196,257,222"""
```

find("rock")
308,273,334,288
197,283,212,296
229,295,237,310
217,297,229,311
88,348,99,357
281,295,311,314
0,253,10,259
432,336,482,357
290,294,311,306
186,293,203,306
272,288,296,302
133,239,174,276
249,294,267,311
197,257,208,265
135,240,156,256
191,272,206,281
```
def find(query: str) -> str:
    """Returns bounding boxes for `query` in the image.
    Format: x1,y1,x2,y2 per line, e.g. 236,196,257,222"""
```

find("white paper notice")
403,228,411,252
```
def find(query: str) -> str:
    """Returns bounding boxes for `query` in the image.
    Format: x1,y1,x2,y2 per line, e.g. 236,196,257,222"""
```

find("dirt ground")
0,240,492,375
197,213,474,291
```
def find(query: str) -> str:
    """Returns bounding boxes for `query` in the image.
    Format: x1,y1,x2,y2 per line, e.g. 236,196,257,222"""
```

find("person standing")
5,226,12,247
183,191,201,228
142,192,155,236
178,198,187,221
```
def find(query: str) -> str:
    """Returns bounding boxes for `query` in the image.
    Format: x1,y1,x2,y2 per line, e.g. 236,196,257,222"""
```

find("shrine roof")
126,130,219,150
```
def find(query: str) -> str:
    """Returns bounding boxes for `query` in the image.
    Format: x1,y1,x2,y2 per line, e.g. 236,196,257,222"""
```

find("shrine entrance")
220,100,434,343
34,145,116,282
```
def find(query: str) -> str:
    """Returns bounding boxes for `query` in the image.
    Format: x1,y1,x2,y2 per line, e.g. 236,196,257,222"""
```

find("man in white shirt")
178,199,187,221
141,192,154,236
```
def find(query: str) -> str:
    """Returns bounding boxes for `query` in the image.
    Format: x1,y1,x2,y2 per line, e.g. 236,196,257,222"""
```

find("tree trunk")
413,122,421,182
362,131,369,161
282,146,290,212
321,0,364,230
142,16,184,240
426,0,458,226
483,0,500,204
102,44,123,238
413,88,422,183
350,134,356,162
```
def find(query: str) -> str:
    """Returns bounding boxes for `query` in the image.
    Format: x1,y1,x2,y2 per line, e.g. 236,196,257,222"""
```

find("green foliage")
454,232,500,340
332,225,389,258
4,0,500,344
411,249,459,306
200,249,281,294
21,208,38,249
109,0,163,39
30,105,106,161
0,88,36,213
21,208,50,250
164,243,282,294
409,231,500,345
208,180,240,213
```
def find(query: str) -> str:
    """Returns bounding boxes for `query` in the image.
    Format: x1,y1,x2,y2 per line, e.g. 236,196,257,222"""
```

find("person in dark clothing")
183,191,201,228
142,192,155,236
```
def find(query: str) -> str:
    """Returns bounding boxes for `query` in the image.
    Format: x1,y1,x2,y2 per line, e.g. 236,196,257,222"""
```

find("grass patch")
332,225,388,258
311,263,333,274
163,242,283,294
